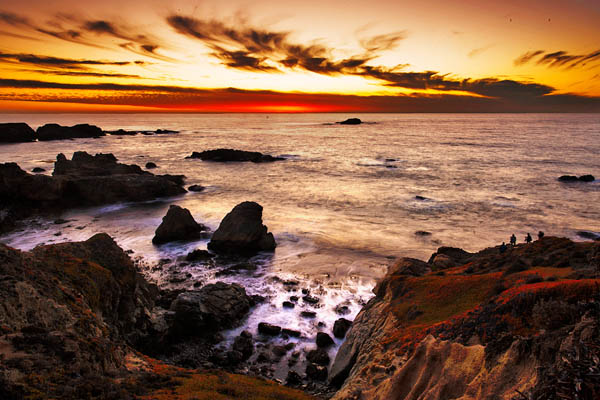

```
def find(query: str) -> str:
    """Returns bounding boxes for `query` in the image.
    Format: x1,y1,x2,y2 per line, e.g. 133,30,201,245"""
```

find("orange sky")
0,0,599,112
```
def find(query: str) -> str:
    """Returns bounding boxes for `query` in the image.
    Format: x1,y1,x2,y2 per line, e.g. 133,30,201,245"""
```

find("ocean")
1,113,599,378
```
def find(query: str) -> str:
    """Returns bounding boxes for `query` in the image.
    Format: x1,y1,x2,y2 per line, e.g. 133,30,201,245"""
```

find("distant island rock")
0,122,36,143
558,174,595,182
337,118,362,125
186,149,285,163
37,123,105,141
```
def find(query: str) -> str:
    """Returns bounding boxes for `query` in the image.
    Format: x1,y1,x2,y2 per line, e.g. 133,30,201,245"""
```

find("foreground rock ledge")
330,236,600,399
208,201,276,255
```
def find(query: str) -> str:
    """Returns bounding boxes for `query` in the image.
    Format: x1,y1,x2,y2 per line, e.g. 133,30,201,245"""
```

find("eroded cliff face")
331,237,600,400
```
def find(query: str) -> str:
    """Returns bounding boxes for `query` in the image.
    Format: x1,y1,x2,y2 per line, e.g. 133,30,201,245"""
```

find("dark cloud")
0,11,33,28
514,49,600,69
23,69,144,79
359,32,405,53
1,77,598,113
0,51,139,69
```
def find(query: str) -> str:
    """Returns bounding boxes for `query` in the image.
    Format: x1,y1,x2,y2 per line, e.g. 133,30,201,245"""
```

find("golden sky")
0,0,599,112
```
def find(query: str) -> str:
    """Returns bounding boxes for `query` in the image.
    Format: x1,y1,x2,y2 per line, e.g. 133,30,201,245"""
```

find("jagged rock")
303,295,319,304
37,123,105,141
558,174,595,182
208,202,276,255
306,348,330,366
333,318,352,339
389,257,431,277
186,149,284,163
0,123,36,143
170,282,251,338
258,322,281,336
316,332,335,348
335,305,351,315
306,363,328,380
337,118,362,125
152,205,207,244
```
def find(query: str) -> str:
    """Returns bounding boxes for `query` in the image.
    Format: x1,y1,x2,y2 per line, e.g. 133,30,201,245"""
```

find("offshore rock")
152,205,207,244
338,118,362,125
0,122,36,143
208,201,276,255
186,148,285,163
37,123,105,141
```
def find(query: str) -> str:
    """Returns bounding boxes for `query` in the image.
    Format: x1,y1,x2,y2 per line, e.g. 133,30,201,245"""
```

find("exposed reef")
186,149,285,163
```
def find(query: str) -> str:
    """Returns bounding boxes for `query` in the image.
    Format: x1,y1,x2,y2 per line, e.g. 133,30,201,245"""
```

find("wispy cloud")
514,49,600,69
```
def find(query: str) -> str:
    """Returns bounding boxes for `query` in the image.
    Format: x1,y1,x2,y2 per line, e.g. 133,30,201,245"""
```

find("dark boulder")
316,332,335,348
286,370,302,385
37,123,105,141
159,174,186,186
282,328,301,338
153,205,207,244
303,295,319,304
388,257,431,277
145,162,157,169
577,231,600,241
282,301,295,309
188,184,205,192
335,304,350,315
306,363,328,381
301,311,316,318
185,249,213,261
186,149,285,163
170,282,251,337
258,322,281,336
32,167,45,173
333,318,352,339
53,151,143,176
579,174,595,182
306,348,330,366
0,123,35,143
208,202,276,255
337,118,362,125
232,331,254,360
558,175,579,182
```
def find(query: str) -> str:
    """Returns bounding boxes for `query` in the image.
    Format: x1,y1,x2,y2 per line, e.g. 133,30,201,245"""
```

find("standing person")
510,234,516,246
538,231,545,240
500,242,507,253
525,233,532,243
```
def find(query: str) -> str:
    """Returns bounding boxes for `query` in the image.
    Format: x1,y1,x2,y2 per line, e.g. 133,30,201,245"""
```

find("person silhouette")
525,233,532,243
510,234,516,246
500,242,507,253
538,231,545,240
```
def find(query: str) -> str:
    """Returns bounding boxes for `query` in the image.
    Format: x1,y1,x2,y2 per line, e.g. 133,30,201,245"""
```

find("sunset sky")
1,0,599,112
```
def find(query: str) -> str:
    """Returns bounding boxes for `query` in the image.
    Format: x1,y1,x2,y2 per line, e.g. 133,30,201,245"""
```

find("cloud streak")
514,49,600,69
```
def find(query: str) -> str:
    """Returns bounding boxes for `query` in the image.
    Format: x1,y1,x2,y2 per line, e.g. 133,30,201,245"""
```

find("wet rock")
335,304,351,315
306,348,330,366
282,301,295,309
170,282,251,338
32,167,45,173
37,123,105,141
286,370,302,385
216,262,258,276
232,332,254,360
282,328,301,338
272,345,288,357
186,149,285,163
185,249,214,262
337,118,362,125
427,246,472,268
316,332,334,348
208,201,276,255
152,205,207,244
579,174,595,182
306,363,328,381
226,350,244,365
577,231,600,241
145,162,157,169
188,184,205,192
303,295,319,304
158,174,186,186
290,296,299,302
301,311,317,318
106,129,137,136
558,174,595,182
250,295,266,305
0,122,36,143
333,318,353,339
301,289,309,295
258,323,281,336
415,195,429,201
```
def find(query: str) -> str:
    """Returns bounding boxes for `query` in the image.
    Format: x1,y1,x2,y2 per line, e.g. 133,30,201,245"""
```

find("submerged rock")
37,123,105,141
32,167,45,173
306,363,328,381
208,201,276,255
185,249,214,261
186,149,285,163
0,122,36,143
337,118,362,125
188,184,205,192
152,205,207,244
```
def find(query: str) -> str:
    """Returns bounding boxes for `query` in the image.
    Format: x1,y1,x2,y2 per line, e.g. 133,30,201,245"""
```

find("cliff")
331,237,600,400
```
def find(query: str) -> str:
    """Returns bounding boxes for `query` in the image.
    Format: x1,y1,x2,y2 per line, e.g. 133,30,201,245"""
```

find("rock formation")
152,205,207,244
208,201,276,255
337,118,362,125
186,148,285,163
330,237,600,399
37,123,105,141
0,122,36,142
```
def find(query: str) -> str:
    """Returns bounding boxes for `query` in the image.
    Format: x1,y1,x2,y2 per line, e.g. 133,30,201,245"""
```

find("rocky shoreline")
1,150,599,399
